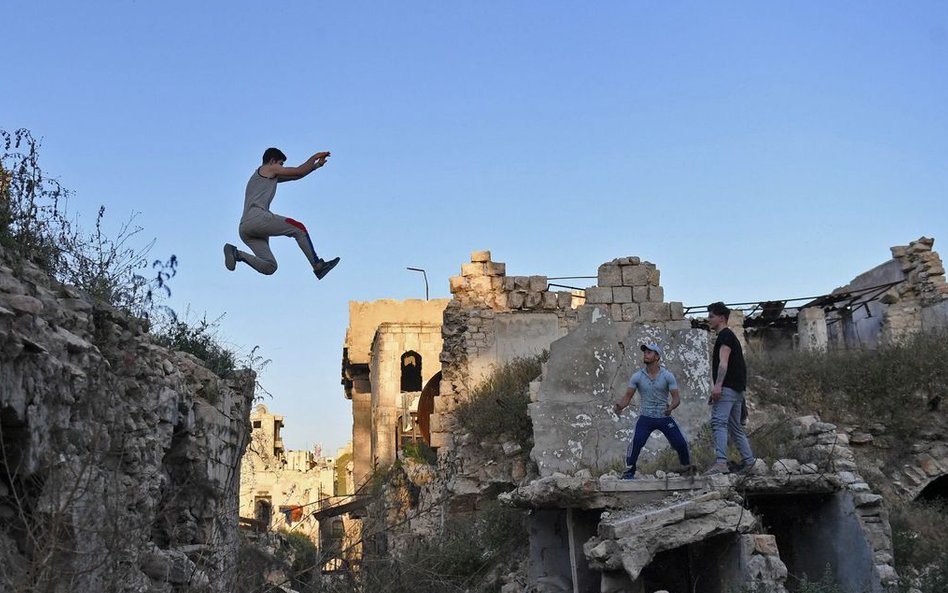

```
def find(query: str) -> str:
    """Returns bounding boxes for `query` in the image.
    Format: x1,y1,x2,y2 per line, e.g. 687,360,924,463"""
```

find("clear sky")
5,2,947,454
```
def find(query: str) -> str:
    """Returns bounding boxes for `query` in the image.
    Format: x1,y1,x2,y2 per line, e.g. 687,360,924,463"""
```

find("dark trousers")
625,415,691,475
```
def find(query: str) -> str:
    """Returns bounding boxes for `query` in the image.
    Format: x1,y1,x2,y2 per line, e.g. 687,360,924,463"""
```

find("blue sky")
5,1,947,453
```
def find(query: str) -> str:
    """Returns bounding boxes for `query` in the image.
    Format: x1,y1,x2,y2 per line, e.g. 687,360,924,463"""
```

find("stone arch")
254,498,272,528
416,371,441,444
916,474,948,503
894,443,948,501
400,351,422,392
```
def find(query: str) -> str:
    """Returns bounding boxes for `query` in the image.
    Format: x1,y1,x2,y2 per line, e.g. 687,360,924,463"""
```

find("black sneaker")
620,469,636,480
314,257,340,280
224,244,237,271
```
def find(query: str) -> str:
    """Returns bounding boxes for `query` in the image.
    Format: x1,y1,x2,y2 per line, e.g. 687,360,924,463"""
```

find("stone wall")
434,251,581,450
341,299,449,490
826,237,948,348
0,251,254,593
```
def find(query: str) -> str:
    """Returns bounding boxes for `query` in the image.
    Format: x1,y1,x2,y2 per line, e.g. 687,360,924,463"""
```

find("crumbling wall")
0,251,254,593
827,237,948,348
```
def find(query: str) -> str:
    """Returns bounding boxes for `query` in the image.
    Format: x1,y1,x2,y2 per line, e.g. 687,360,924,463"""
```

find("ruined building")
341,298,450,489
238,404,338,542
338,241,948,592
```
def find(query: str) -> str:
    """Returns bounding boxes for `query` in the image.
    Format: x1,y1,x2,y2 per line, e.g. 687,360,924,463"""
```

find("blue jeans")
711,387,754,464
625,415,691,476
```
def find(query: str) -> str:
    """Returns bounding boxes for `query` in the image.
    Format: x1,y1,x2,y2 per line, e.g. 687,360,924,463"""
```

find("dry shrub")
454,354,546,452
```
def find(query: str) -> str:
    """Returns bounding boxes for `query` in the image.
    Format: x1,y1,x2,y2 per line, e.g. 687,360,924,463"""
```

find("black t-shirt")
712,327,746,392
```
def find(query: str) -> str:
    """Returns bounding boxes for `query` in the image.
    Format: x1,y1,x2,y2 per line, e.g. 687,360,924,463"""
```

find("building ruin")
337,239,948,591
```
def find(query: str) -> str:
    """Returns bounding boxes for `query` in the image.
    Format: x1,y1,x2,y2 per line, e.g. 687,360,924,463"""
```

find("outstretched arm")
270,151,331,182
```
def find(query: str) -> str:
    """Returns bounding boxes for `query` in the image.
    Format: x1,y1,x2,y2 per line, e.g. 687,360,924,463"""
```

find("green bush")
1,128,177,319
361,500,527,593
891,500,948,593
151,313,237,378
454,354,546,452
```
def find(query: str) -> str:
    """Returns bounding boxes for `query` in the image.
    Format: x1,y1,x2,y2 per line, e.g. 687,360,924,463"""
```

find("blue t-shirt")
628,367,679,418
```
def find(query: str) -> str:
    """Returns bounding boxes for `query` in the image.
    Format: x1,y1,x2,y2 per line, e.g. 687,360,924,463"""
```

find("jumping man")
224,147,339,279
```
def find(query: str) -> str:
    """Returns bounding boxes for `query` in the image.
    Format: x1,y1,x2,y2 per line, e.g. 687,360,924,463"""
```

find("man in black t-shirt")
706,302,756,475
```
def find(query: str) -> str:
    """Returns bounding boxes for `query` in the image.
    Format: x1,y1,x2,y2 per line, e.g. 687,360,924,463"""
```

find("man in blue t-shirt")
706,301,756,475
613,343,692,479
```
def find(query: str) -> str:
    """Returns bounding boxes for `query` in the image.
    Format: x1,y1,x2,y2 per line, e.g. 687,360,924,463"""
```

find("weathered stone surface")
0,248,254,593
598,264,623,287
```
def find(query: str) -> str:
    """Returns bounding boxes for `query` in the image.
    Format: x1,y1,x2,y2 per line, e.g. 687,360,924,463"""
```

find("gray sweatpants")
237,210,318,275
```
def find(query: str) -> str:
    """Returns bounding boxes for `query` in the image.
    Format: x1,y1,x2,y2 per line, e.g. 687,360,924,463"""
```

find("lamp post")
406,267,429,301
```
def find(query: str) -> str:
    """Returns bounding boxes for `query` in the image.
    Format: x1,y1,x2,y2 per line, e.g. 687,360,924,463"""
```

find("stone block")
529,275,548,292
669,301,684,320
493,292,508,310
542,292,558,309
428,432,454,450
598,264,623,287
639,302,671,321
461,263,486,277
501,276,516,291
486,262,506,276
612,286,633,303
753,534,780,556
648,286,664,302
585,286,613,304
646,266,661,286
622,265,649,286
610,304,623,321
490,276,504,291
525,291,542,309
471,250,491,262
632,286,648,302
556,291,572,308
507,291,525,309
513,276,530,290
621,303,640,321
470,276,493,292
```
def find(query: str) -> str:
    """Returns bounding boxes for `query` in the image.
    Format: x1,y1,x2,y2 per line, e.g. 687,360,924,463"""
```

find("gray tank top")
242,168,278,218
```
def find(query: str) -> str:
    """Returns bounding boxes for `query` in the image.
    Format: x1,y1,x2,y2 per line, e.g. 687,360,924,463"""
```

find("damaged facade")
339,240,948,591
238,404,340,543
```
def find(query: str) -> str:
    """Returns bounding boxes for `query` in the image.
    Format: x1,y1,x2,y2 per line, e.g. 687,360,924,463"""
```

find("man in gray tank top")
223,147,340,279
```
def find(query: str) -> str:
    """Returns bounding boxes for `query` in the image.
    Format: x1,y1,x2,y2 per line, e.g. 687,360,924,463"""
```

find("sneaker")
224,244,237,271
739,458,759,474
620,469,636,480
705,463,730,475
677,464,697,477
314,257,340,280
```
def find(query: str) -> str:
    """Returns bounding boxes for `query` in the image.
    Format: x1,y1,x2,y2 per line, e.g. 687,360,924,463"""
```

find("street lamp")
406,267,429,301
